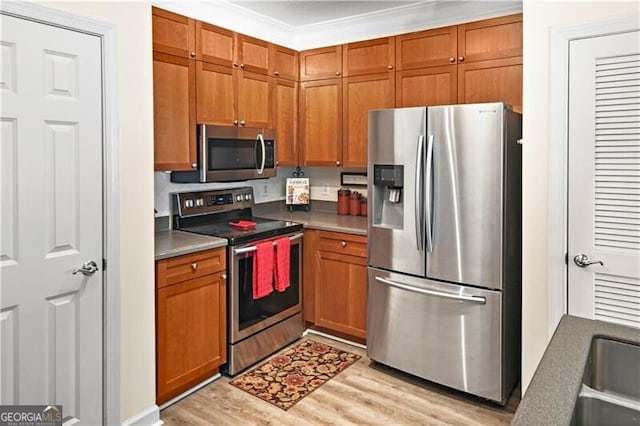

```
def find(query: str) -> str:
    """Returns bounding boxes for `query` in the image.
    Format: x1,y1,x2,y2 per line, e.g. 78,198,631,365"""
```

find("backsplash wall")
154,166,367,216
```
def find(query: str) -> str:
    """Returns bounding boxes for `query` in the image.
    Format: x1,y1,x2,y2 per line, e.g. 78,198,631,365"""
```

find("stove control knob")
236,195,242,202
185,200,194,208
248,194,252,200
195,198,203,207
244,194,250,201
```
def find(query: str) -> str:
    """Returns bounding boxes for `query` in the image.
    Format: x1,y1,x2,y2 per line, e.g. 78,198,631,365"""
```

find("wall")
521,0,639,393
36,1,156,422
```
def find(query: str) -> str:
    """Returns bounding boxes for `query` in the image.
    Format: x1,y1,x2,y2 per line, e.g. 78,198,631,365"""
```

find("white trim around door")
0,2,121,424
548,15,640,337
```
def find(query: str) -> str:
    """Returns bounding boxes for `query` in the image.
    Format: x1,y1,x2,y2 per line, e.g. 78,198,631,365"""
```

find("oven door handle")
233,232,304,255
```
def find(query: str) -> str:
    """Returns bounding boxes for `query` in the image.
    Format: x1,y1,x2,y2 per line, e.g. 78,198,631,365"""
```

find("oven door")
229,232,303,343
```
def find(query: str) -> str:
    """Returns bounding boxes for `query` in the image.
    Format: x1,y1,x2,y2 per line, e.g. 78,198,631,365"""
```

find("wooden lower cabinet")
307,230,368,340
156,248,226,405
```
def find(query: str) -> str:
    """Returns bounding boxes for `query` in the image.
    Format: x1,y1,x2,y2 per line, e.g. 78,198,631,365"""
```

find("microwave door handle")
257,133,266,175
199,124,207,182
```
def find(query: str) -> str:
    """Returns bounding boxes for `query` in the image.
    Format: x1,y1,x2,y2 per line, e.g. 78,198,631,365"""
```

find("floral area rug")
229,339,361,410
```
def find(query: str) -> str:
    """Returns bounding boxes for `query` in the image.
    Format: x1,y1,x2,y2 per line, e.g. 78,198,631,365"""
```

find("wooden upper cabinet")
396,65,457,107
237,70,271,127
343,73,395,167
153,52,196,171
269,44,299,81
299,79,342,166
396,26,458,70
458,56,523,112
236,34,270,75
196,61,235,126
196,21,235,66
343,37,395,76
272,78,298,166
300,45,343,81
458,14,523,63
152,7,196,59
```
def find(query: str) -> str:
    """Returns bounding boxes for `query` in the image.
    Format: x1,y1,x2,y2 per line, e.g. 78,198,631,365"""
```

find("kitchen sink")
571,337,640,425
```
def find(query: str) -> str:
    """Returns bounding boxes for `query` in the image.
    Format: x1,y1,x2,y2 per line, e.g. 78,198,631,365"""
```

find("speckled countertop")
155,229,227,260
254,202,367,236
512,315,640,425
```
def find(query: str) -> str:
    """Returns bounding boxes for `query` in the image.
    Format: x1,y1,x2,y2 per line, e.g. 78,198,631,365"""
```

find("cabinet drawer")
318,231,367,258
156,248,226,288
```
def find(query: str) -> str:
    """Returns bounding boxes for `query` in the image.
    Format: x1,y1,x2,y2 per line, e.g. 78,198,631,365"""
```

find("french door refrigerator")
367,103,522,404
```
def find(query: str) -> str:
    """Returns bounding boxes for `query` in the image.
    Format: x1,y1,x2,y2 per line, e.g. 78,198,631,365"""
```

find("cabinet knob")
341,241,347,248
387,64,393,70
276,160,279,166
190,51,196,58
240,63,245,69
233,119,239,125
233,62,238,67
458,56,465,62
240,120,246,126
274,71,280,76
221,273,227,280
335,71,341,76
191,262,198,270
191,163,197,168
449,56,455,63
336,160,341,166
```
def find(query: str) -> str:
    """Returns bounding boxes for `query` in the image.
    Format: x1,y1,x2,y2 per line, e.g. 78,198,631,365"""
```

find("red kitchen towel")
274,237,290,292
252,241,274,299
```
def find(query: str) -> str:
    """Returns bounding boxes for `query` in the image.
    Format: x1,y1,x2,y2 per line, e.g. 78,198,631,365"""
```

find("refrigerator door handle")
375,276,487,304
415,135,425,251
425,135,434,252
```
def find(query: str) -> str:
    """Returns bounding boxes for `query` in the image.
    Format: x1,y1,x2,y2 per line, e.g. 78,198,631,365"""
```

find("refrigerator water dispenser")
372,165,404,229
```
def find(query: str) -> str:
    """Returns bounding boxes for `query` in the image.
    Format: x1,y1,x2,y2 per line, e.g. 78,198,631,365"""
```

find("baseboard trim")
304,328,367,350
121,405,162,426
158,373,222,411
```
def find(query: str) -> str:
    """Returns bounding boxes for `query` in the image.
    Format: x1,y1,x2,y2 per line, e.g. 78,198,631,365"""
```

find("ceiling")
227,1,423,26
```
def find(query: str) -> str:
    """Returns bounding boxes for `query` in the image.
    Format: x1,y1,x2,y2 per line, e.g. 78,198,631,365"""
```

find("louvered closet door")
568,30,640,328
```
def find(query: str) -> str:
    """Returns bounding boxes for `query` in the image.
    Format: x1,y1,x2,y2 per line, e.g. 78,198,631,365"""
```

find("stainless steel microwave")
171,124,276,183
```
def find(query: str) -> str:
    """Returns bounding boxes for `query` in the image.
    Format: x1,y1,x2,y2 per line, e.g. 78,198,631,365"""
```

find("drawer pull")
341,241,347,248
191,262,198,271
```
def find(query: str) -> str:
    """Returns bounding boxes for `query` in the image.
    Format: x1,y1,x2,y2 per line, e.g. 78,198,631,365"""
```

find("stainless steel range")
172,187,304,375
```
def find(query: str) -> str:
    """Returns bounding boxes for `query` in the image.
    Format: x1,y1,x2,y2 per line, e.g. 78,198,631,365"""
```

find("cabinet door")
396,26,457,70
152,7,195,59
269,44,299,81
196,21,235,66
156,272,226,404
237,70,271,128
315,251,367,339
237,34,270,75
272,78,298,166
299,79,342,166
343,37,395,76
196,61,235,126
458,56,522,113
458,14,522,63
396,65,457,107
299,45,343,81
153,52,196,171
343,73,395,168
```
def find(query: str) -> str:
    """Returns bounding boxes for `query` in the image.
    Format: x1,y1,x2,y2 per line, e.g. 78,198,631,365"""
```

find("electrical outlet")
322,184,329,195
263,184,269,196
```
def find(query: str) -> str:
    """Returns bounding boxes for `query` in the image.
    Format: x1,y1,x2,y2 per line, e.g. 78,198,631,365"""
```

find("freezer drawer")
367,267,505,403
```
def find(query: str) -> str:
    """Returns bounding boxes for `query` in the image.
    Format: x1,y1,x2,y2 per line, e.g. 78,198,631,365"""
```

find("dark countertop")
254,202,367,236
512,315,640,425
155,229,227,261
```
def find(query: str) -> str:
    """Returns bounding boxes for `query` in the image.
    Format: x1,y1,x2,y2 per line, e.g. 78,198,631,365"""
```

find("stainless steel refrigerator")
367,103,522,404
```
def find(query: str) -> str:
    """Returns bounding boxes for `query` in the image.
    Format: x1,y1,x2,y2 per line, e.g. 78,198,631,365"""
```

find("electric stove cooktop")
171,187,303,246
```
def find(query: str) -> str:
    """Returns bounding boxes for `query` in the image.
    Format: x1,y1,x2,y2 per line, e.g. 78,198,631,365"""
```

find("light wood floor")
161,335,520,426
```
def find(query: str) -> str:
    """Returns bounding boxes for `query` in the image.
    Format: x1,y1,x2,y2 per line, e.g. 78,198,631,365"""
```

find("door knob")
573,254,604,268
73,260,99,276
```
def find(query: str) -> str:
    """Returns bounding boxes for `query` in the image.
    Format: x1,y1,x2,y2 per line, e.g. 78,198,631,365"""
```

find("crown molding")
153,0,523,51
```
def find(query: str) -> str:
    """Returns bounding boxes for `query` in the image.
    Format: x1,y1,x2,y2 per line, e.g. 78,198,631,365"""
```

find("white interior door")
0,14,103,423
567,30,640,328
